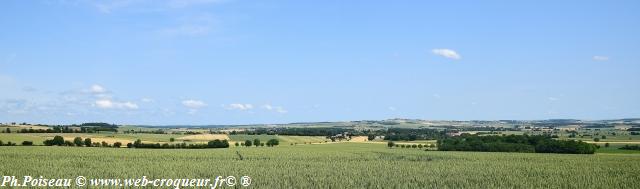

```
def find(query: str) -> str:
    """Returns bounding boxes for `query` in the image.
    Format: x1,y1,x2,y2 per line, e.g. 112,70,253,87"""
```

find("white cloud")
432,94,441,98
593,56,609,61
94,99,139,109
90,84,107,93
547,97,559,101
226,103,254,111
182,100,207,109
262,104,287,113
388,107,397,111
432,49,461,60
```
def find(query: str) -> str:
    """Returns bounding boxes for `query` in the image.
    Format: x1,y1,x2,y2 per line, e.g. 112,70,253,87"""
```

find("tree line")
130,139,230,149
234,139,280,147
619,144,640,151
40,136,232,149
437,134,596,154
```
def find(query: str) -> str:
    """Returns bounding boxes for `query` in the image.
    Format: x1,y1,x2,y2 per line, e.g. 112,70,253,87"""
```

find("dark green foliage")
207,139,230,148
73,137,83,146
113,142,122,148
619,145,640,150
367,135,376,141
266,139,280,147
254,139,260,147
0,140,17,146
84,138,92,147
43,135,66,146
387,141,395,148
129,139,229,149
438,134,595,154
22,141,33,146
245,140,252,147
384,128,445,141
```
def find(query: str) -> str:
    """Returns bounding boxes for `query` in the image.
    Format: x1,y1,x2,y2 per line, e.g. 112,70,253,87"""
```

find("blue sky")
1,0,639,125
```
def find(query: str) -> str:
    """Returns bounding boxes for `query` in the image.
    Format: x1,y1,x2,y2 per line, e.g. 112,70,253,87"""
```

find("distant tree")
52,136,65,146
245,140,252,147
387,141,395,148
412,144,417,148
22,141,33,146
84,138,92,147
170,138,175,142
126,143,133,148
418,144,423,149
266,139,280,147
101,141,108,147
594,138,600,142
113,142,122,148
73,137,83,146
134,139,142,148
601,135,606,139
260,143,265,147
605,143,610,147
235,142,239,147
254,139,261,147
0,140,3,145
367,135,376,141
5,128,10,133
64,140,74,146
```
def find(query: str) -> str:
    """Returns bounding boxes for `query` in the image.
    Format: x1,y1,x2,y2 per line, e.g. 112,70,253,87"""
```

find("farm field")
1,143,639,188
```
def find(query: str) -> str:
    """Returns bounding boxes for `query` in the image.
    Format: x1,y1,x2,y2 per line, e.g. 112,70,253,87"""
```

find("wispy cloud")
90,84,107,93
182,99,207,109
263,104,287,113
88,0,227,14
158,13,217,37
166,0,227,8
225,103,254,111
94,99,139,109
432,49,461,60
593,56,609,61
93,0,137,14
547,97,559,101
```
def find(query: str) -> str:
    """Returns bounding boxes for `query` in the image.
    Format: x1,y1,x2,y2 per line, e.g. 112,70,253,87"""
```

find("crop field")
1,143,639,188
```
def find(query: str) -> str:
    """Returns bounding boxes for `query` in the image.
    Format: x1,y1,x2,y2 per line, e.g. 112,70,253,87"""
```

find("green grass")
1,143,639,188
